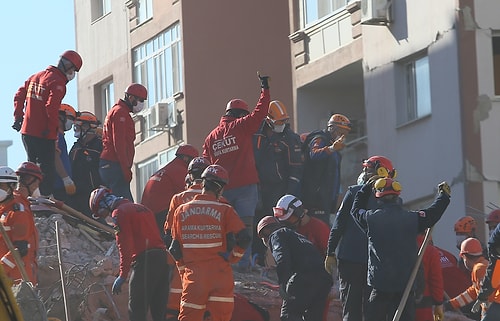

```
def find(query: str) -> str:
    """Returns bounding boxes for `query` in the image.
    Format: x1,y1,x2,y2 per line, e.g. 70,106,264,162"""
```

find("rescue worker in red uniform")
415,233,444,321
13,50,82,197
89,187,170,321
170,165,250,321
0,166,39,284
202,74,270,271
15,162,44,285
257,216,333,321
141,144,199,234
163,156,211,321
99,83,147,201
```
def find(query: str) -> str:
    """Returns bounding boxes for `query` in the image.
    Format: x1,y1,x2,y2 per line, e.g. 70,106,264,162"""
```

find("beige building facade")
75,0,500,253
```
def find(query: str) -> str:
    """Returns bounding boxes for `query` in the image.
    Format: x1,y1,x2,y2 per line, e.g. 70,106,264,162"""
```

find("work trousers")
99,159,133,201
338,259,370,321
129,248,170,321
366,288,415,321
22,134,56,196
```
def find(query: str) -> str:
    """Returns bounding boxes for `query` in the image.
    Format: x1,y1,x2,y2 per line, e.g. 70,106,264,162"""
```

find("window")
91,0,111,22
136,147,177,195
132,23,183,138
493,35,500,96
137,0,153,25
303,0,348,25
100,80,114,121
397,55,432,125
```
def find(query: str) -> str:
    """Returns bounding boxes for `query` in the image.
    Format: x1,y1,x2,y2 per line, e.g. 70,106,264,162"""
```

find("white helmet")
273,194,303,221
0,166,17,183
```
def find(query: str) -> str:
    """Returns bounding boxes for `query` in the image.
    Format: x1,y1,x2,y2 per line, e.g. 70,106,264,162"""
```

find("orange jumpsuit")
0,194,38,284
171,193,246,321
449,257,500,315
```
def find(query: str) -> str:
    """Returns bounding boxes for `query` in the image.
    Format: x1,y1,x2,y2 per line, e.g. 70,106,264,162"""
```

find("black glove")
13,240,28,257
12,118,23,132
258,73,270,89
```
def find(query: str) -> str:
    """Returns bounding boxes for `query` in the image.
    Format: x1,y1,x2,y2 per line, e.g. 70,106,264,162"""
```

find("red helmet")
257,216,280,237
363,156,397,178
226,99,249,112
176,144,199,159
486,210,500,224
188,157,211,174
454,216,477,234
125,83,148,100
201,165,229,186
60,50,82,72
460,237,483,256
15,162,43,181
374,178,402,198
89,187,112,215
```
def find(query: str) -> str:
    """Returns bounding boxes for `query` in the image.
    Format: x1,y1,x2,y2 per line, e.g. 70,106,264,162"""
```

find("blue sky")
1,1,78,169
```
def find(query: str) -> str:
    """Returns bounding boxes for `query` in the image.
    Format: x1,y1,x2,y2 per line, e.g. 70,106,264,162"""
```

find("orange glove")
62,176,76,195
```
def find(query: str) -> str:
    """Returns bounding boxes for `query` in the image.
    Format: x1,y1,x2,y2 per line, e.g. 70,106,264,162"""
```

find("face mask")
357,172,366,185
64,119,73,131
0,189,8,202
272,124,286,133
66,70,75,81
31,188,41,198
456,235,467,249
133,101,144,113
74,129,81,139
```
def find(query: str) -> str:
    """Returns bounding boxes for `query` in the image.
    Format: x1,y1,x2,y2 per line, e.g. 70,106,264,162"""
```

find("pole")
392,227,433,321
55,221,71,321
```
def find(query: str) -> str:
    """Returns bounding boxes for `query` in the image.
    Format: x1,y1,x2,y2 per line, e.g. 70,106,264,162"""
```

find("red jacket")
100,100,135,180
202,89,270,190
13,66,67,140
141,157,188,215
297,216,330,257
171,193,246,264
435,246,471,298
112,200,166,278
417,236,443,306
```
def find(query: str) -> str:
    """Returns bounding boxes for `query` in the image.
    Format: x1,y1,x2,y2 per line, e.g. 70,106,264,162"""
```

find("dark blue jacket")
253,124,303,196
268,226,328,287
351,183,450,292
478,222,500,300
327,184,378,263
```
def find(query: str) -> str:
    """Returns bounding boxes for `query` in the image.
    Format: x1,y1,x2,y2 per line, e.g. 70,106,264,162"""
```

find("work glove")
328,134,346,152
471,299,487,313
258,72,270,89
433,304,444,321
324,255,337,276
13,240,29,257
112,276,126,295
62,176,76,195
438,181,451,197
12,118,22,132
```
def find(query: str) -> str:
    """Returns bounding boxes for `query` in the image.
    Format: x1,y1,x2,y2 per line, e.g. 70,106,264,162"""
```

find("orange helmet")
363,156,397,178
60,50,82,71
374,178,402,198
125,83,148,100
459,238,483,256
327,114,351,131
454,216,476,234
267,100,289,122
486,210,500,224
59,103,77,119
257,216,281,237
75,111,100,128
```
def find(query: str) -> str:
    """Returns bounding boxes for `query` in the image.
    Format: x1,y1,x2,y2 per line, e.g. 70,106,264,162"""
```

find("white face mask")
66,70,75,81
64,119,73,131
0,189,8,202
272,124,286,133
133,101,145,113
31,187,41,198
357,172,366,185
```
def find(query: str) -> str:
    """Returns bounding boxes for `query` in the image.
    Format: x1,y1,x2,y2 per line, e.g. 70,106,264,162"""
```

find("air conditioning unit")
361,0,392,25
150,102,178,130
